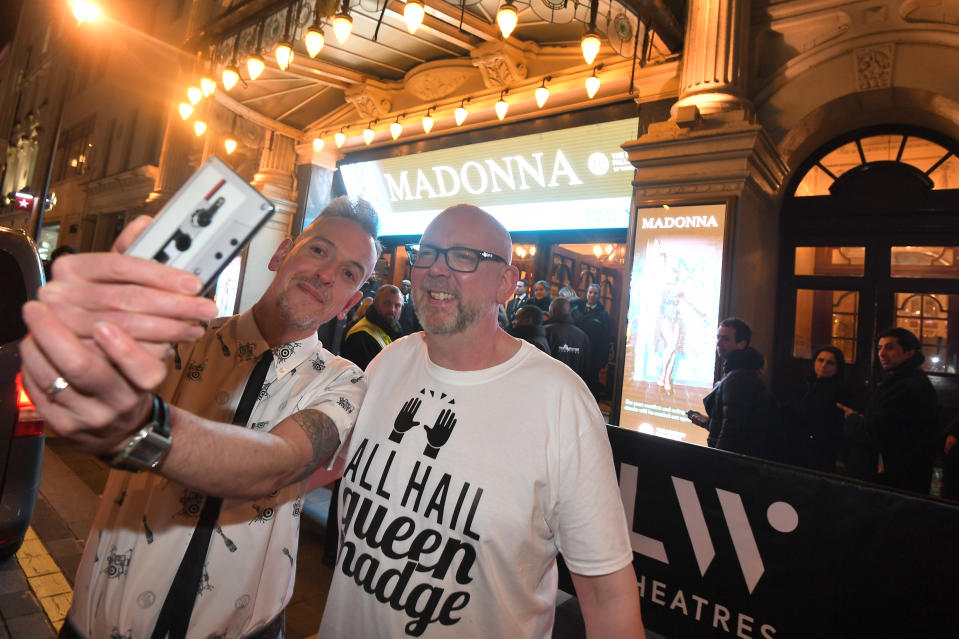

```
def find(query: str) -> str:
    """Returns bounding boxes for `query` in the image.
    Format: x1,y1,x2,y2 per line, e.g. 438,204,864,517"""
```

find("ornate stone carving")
406,66,470,101
854,44,894,91
344,84,393,119
470,41,528,89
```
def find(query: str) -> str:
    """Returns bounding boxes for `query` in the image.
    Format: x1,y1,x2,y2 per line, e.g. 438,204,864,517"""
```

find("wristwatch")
102,394,172,472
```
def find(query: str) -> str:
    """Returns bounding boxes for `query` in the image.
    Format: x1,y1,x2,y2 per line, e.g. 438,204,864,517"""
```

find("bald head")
422,204,513,264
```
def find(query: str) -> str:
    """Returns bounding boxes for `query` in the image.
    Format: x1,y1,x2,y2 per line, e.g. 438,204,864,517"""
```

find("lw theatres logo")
619,464,800,638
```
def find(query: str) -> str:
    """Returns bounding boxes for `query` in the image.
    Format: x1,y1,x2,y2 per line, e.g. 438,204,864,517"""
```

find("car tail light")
14,372,44,438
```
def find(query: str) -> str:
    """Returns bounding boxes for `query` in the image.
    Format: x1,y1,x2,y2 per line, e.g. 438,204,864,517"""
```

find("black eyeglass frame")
407,244,508,273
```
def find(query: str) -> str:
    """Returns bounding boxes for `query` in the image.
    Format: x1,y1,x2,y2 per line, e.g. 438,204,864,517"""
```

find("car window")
0,250,28,345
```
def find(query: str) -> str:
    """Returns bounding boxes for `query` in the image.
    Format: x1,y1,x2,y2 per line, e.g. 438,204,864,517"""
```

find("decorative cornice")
470,40,529,89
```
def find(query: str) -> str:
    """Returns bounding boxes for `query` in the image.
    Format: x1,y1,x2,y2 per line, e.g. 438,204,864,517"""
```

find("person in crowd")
341,284,404,370
840,327,939,493
688,318,774,458
18,196,380,639
505,279,530,322
529,279,552,319
558,285,584,318
545,297,591,382
43,244,77,281
509,304,550,354
777,345,851,471
577,283,613,396
318,204,643,638
397,278,420,335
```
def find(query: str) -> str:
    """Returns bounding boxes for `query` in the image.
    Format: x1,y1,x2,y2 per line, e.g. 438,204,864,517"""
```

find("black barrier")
598,426,959,638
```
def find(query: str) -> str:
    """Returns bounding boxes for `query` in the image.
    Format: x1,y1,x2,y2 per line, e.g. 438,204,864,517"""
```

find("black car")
0,226,45,557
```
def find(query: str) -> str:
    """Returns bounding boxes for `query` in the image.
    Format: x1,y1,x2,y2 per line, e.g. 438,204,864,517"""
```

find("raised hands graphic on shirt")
390,397,422,442
423,409,457,458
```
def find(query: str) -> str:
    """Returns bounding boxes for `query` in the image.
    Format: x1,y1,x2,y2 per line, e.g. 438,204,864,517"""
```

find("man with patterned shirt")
318,205,643,638
19,196,381,638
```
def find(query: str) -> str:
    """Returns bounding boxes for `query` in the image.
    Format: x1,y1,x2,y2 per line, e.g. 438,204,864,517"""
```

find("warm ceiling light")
404,0,425,34
390,119,403,140
586,71,601,98
333,12,353,44
305,25,325,57
275,41,293,71
187,86,203,105
495,93,509,120
201,77,216,97
313,137,325,152
224,138,237,154
362,123,375,145
581,32,601,65
222,65,239,91
535,76,550,108
247,53,265,80
71,1,100,24
496,1,518,38
178,102,193,120
422,108,434,133
335,130,347,148
455,100,469,126
194,120,207,137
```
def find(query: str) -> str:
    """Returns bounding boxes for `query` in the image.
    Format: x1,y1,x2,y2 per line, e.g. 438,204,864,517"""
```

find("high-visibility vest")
345,316,392,350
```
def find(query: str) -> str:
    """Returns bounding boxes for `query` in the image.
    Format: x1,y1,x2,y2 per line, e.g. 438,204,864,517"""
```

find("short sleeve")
294,357,368,444
552,385,633,576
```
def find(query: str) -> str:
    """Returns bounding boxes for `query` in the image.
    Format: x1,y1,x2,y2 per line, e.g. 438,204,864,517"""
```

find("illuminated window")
894,293,958,373
794,289,859,362
890,246,959,279
794,246,865,276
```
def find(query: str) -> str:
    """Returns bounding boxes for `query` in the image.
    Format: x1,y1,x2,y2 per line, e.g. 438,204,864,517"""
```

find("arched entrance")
774,126,959,426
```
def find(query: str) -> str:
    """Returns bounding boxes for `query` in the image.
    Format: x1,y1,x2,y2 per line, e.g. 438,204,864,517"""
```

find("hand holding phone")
686,410,709,427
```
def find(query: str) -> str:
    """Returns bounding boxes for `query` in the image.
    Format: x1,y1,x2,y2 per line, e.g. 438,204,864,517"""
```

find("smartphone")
685,410,709,427
124,157,276,293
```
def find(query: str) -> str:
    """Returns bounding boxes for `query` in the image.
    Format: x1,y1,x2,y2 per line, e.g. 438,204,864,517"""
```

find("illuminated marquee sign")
617,204,728,445
339,118,637,236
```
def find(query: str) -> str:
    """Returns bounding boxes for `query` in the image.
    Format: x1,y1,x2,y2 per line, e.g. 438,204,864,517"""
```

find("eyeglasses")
408,244,507,273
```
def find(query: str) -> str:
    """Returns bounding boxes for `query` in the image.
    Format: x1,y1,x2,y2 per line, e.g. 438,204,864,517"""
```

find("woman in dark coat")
529,280,552,319
781,345,851,472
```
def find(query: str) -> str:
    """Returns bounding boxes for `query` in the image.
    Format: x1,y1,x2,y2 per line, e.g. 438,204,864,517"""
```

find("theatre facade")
1,0,958,421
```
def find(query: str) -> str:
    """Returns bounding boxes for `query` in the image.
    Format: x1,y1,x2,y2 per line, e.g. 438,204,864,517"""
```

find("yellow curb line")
15,526,72,632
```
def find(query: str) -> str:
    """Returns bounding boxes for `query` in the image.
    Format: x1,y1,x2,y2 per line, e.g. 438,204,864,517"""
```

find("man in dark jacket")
841,327,938,493
509,305,550,354
577,284,612,395
506,279,530,323
341,284,404,369
397,279,420,335
545,298,590,381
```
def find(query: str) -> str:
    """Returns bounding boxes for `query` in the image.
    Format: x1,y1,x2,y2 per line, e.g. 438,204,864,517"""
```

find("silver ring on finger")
45,376,70,401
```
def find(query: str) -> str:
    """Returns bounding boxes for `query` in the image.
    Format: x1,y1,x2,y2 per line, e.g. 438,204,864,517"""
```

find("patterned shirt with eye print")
67,310,367,639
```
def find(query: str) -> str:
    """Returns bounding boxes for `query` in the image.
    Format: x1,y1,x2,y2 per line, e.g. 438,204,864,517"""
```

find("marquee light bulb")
313,137,324,152
194,120,207,137
274,41,293,71
224,138,237,154
585,74,601,98
390,121,403,140
222,65,239,91
535,85,549,108
496,2,518,38
71,1,100,24
247,53,265,80
404,0,425,34
305,25,325,57
581,32,601,65
200,77,216,97
178,102,193,120
455,105,468,126
363,125,375,145
422,113,434,133
187,86,203,105
335,131,346,148
333,13,353,44
495,97,509,120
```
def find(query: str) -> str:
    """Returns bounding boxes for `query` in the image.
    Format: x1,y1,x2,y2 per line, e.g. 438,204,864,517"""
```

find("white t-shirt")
319,335,632,639
68,311,366,639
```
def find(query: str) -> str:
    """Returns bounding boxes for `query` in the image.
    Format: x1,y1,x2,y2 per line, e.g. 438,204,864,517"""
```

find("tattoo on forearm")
290,409,340,482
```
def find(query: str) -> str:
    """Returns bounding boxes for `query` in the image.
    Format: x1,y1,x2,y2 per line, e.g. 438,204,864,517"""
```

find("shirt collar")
231,309,318,374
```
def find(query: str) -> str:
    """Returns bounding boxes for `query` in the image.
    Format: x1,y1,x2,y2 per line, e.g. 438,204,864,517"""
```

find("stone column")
237,131,299,313
672,0,752,116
